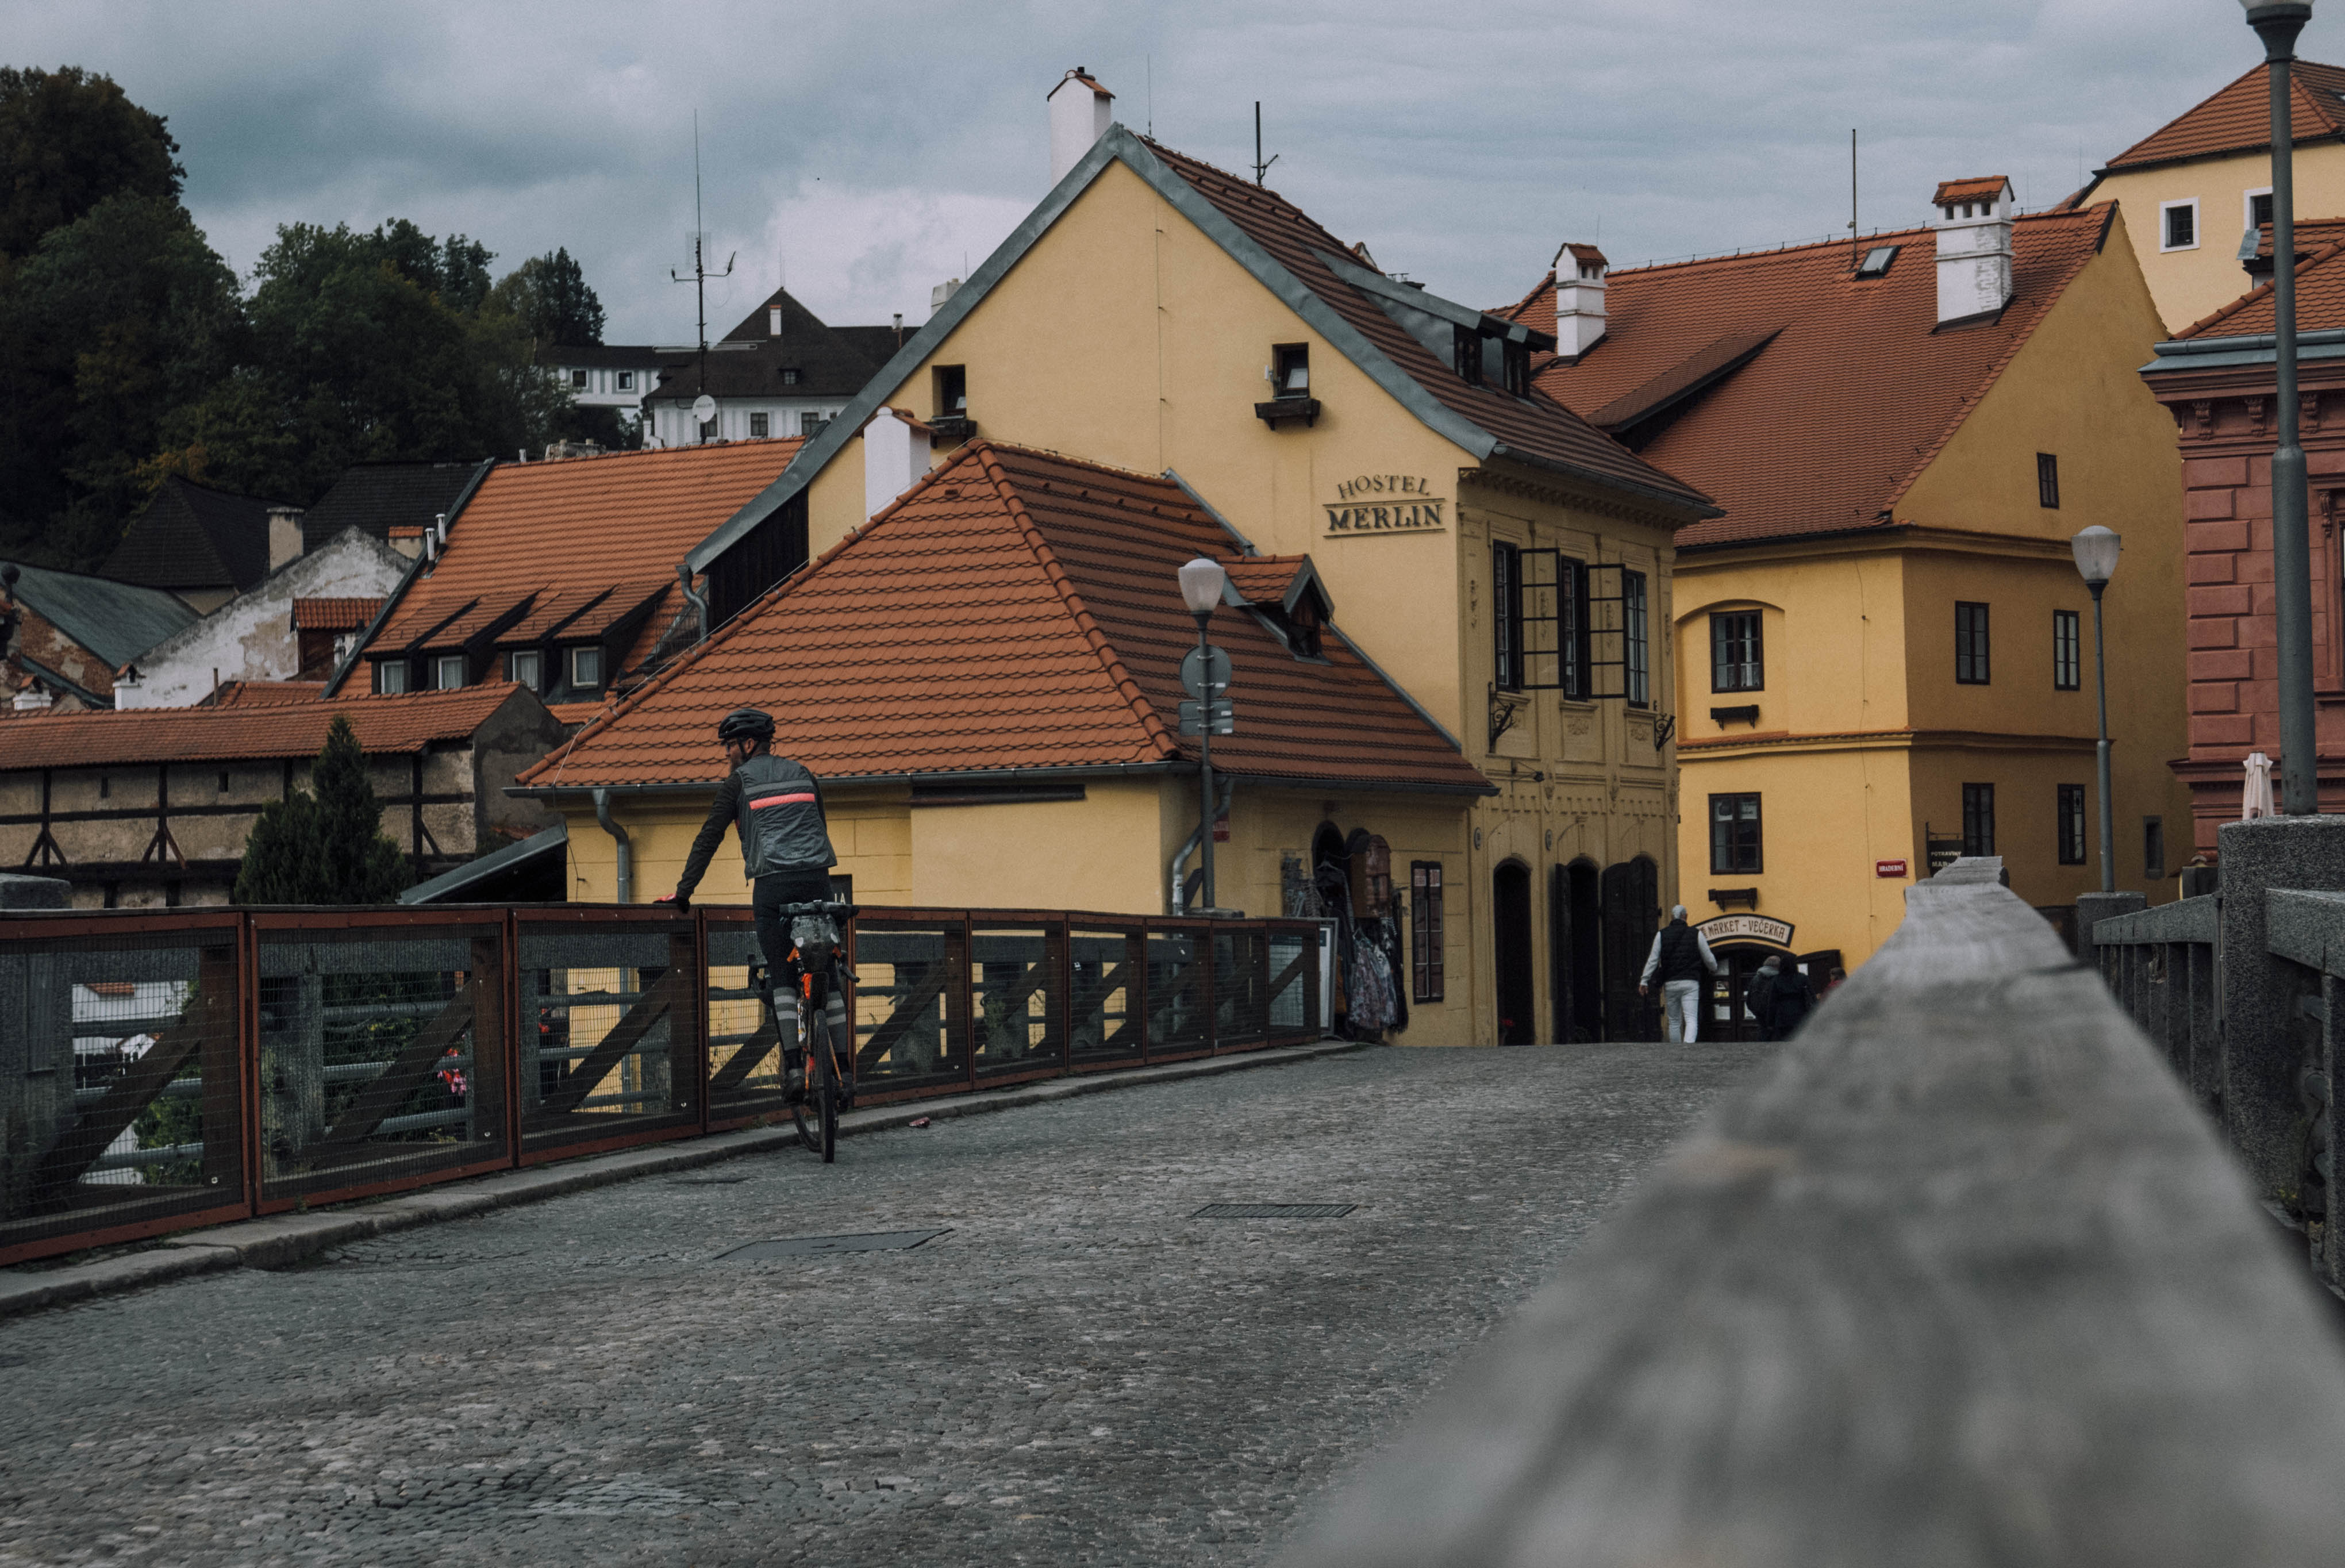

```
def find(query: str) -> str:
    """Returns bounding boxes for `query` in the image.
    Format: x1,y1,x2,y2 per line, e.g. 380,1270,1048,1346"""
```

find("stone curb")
0,1039,1362,1321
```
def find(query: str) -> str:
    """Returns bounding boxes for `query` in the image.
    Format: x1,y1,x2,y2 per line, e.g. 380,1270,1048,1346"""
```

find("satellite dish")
691,394,717,425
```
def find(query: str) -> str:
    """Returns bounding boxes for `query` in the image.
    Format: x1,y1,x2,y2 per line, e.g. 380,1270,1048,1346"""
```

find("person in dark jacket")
1745,954,1817,1042
1637,905,1720,1043
658,708,841,1096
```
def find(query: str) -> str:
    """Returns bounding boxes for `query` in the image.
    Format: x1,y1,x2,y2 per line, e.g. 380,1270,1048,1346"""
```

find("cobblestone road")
0,1041,1764,1567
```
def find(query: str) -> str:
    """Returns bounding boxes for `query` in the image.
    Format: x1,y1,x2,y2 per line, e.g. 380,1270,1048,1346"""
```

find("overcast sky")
2,1,2309,343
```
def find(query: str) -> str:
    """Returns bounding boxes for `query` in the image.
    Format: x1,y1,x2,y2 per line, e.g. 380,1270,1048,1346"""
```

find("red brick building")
2141,237,2345,850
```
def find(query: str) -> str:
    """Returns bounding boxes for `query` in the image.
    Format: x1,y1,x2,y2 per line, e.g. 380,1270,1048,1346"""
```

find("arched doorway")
1493,860,1536,1044
1600,856,1660,1040
1568,860,1602,1041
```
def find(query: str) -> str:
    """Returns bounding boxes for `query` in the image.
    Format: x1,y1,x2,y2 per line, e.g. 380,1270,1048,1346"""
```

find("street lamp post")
2073,526,2123,894
2244,1,2321,813
1178,557,1229,910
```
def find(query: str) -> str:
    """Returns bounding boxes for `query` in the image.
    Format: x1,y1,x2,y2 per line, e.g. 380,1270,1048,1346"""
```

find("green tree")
0,66,183,262
0,193,244,566
490,247,605,345
234,717,411,904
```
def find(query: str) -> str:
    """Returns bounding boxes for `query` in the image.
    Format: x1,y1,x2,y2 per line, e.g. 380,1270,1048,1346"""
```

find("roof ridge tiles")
974,444,1180,763
1606,206,2103,281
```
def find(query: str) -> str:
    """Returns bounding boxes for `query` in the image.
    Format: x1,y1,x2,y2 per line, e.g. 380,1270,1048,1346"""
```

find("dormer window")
570,646,602,692
1284,593,1324,658
1501,338,1531,398
1273,343,1310,398
1454,325,1483,386
781,368,801,386
435,654,466,689
1855,244,1899,278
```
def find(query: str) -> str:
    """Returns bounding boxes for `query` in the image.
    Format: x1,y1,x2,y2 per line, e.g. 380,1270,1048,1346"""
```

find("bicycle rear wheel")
792,978,837,1162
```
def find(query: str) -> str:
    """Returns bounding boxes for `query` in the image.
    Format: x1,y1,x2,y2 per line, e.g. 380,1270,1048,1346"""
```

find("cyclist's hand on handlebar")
656,891,689,910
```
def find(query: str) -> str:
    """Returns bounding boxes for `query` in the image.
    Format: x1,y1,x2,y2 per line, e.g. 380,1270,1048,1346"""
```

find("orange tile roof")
368,440,801,681
1220,556,1319,613
521,442,1490,795
2177,237,2345,336
0,685,537,771
1531,206,2116,548
292,597,382,631
1932,176,2010,206
2101,60,2345,173
210,680,326,708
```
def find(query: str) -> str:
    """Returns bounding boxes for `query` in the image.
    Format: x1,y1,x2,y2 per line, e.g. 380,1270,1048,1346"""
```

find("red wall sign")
1876,859,1909,878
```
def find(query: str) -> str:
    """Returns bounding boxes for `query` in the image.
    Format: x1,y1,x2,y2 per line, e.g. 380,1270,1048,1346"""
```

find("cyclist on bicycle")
656,708,845,1102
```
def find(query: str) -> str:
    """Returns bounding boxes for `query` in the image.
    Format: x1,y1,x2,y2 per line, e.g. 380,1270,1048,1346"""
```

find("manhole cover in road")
1191,1203,1356,1219
718,1229,951,1260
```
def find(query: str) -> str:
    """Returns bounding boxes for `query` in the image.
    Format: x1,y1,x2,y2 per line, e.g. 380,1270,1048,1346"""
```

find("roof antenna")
1147,54,1153,137
671,110,736,404
1849,128,1859,273
1252,101,1278,186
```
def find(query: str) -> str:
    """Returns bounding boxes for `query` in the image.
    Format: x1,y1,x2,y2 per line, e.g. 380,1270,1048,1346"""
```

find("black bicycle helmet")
716,708,775,744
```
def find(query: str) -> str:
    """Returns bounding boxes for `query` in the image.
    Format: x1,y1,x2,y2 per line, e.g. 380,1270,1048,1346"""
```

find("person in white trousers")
1637,905,1720,1043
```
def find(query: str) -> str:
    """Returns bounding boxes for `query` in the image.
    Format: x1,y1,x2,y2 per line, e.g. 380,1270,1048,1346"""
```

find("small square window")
698,418,717,441
435,654,466,690
2162,199,2198,251
935,364,967,416
1273,343,1310,398
376,660,410,695
1855,244,1899,278
616,370,635,391
801,412,829,436
569,368,589,390
507,649,542,690
781,367,801,386
2248,189,2274,231
750,412,770,438
571,646,602,691
2037,452,2060,509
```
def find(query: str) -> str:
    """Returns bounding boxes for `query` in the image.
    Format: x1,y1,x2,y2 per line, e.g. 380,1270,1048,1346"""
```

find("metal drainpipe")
1167,777,1234,914
593,787,632,905
676,563,710,645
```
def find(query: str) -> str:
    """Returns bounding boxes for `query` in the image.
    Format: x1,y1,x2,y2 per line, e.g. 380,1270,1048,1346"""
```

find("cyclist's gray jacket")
674,754,837,896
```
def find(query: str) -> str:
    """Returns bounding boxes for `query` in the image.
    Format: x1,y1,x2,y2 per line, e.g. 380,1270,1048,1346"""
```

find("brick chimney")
1048,67,1113,186
1931,176,2014,326
1554,243,1608,359
267,505,306,572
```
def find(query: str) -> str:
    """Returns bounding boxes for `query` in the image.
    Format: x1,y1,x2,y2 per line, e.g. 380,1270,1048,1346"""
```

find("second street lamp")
2072,525,2121,894
1177,556,1230,911
2243,0,2320,812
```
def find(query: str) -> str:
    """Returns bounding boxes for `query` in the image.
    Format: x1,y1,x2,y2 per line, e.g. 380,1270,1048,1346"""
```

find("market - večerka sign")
1325,474,1445,535
1693,913,1796,948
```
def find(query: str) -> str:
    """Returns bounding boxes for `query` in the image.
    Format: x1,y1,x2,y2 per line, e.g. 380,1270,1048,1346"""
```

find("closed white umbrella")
2243,751,2276,820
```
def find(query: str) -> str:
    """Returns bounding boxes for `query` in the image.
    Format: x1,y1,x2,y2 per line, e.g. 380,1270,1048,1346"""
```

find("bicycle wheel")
793,977,838,1162
789,986,828,1157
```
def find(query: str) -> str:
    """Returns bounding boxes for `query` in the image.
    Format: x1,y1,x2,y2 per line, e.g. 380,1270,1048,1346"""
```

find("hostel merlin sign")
1324,474,1445,535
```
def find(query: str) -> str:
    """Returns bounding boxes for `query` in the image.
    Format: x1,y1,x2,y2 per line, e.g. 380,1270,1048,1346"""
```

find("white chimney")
768,305,783,337
1554,243,1608,359
1931,176,2015,325
1048,67,1113,186
267,505,306,571
13,682,51,712
930,278,962,318
863,408,933,521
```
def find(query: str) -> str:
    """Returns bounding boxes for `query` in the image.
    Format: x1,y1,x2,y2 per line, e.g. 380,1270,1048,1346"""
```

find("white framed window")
570,646,602,691
750,412,770,438
801,412,830,436
2161,198,2199,252
435,654,466,689
616,370,635,391
698,418,717,441
2246,186,2274,233
506,649,541,690
376,660,409,694
569,368,589,390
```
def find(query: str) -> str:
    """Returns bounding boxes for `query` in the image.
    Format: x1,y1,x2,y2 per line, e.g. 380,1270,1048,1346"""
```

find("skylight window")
1855,245,1900,279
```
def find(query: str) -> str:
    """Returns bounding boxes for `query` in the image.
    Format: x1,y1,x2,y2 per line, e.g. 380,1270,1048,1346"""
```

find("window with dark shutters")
1411,862,1445,1002
2058,784,2087,865
1956,602,1991,684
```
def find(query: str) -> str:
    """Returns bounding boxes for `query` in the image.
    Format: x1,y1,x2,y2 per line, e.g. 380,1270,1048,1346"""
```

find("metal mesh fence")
1267,926,1321,1043
1213,927,1268,1052
852,919,970,1096
0,924,245,1256
972,925,1066,1079
704,915,787,1127
1069,927,1146,1067
256,920,505,1205
518,919,699,1160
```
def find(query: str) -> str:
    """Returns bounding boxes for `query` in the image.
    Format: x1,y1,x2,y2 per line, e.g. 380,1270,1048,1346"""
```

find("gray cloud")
0,0,2295,340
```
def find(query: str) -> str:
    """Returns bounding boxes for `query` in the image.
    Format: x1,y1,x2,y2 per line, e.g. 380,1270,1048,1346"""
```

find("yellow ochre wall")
2086,147,2345,332
1670,208,2189,966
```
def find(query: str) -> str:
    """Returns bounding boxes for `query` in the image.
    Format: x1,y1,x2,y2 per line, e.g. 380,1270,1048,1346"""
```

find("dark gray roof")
537,343,666,370
3,558,199,667
301,461,490,555
101,476,287,595
398,822,568,904
647,287,894,402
